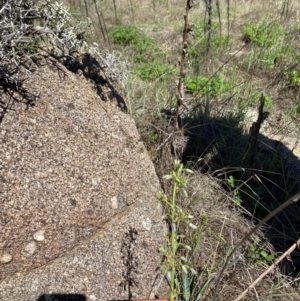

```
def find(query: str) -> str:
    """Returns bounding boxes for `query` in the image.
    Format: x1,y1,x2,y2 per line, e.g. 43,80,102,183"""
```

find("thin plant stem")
174,0,195,130
93,0,106,44
160,161,194,301
170,181,178,301
206,0,212,54
128,0,135,24
216,0,222,37
113,0,118,24
83,0,89,18
226,0,230,37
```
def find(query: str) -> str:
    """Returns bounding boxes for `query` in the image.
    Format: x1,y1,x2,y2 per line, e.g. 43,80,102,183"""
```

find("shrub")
260,44,292,67
109,25,169,73
185,74,233,97
0,0,90,59
0,0,91,111
109,25,141,46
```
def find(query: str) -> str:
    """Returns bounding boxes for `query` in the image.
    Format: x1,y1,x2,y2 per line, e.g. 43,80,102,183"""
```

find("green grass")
109,25,173,81
284,69,300,89
250,92,273,108
241,20,285,47
185,74,234,97
188,21,230,62
135,62,176,81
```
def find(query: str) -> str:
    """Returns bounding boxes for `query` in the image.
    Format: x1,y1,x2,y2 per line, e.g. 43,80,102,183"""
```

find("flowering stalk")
159,160,196,301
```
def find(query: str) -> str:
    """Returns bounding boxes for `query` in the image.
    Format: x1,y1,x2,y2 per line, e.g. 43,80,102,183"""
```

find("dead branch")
247,93,269,168
173,0,196,130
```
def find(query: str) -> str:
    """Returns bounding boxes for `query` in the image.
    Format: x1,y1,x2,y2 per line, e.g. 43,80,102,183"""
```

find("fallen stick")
234,237,300,301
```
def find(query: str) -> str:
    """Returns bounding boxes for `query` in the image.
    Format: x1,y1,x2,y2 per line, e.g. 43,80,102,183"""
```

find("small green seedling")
248,238,276,265
228,175,242,206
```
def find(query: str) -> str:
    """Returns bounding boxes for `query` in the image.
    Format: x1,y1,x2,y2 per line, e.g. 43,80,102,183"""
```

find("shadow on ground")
0,57,40,124
0,52,127,127
63,52,127,112
179,105,300,275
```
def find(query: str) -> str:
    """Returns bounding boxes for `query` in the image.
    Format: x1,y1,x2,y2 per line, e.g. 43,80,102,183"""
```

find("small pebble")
92,179,98,186
141,217,152,231
0,253,12,264
33,230,45,242
25,242,37,256
111,196,118,209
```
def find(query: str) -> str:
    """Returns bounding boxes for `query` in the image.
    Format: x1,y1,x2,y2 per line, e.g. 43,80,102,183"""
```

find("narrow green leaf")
182,265,188,274
183,272,191,301
184,245,192,251
180,256,188,262
195,277,213,301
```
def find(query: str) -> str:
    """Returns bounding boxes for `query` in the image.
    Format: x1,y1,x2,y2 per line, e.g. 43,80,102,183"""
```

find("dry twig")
234,237,300,301
213,191,300,301
248,93,269,168
173,0,196,130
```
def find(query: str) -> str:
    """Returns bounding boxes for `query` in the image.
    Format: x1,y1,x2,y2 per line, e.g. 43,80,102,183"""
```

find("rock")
24,242,37,257
0,254,12,264
0,55,168,300
33,230,46,242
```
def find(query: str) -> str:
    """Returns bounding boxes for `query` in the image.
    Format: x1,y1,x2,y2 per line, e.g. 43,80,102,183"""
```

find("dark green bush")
109,25,141,46
185,74,232,97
